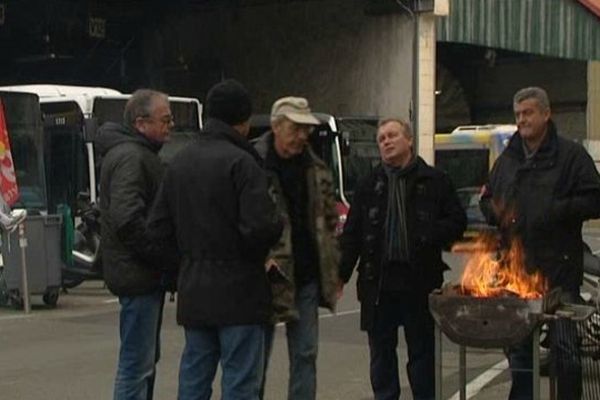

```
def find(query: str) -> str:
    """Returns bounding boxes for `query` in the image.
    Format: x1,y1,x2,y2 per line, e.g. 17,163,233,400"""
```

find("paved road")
0,232,599,399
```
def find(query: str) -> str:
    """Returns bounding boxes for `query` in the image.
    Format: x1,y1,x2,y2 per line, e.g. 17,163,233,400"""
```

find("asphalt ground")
0,232,599,399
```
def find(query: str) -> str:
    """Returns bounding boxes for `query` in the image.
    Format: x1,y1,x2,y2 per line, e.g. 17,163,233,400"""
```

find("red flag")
0,99,20,206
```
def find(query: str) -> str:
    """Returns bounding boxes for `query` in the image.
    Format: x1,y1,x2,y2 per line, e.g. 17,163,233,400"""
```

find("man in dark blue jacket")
148,80,282,400
481,86,600,400
339,118,466,400
96,89,174,400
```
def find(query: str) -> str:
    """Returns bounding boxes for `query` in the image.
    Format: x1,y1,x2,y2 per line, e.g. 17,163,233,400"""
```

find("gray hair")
513,87,550,111
270,114,288,126
377,117,413,139
123,89,168,128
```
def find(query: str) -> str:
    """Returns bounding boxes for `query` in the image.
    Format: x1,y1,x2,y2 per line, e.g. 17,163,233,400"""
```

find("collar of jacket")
203,118,263,164
374,156,436,182
95,121,162,155
133,128,163,153
505,119,559,163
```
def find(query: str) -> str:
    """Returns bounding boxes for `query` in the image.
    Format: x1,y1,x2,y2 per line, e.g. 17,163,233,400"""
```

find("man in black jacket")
480,87,600,400
148,80,282,400
96,89,174,400
339,118,466,400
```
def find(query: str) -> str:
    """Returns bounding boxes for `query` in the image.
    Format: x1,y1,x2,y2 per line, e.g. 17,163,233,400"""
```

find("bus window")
1,92,47,210
435,149,489,189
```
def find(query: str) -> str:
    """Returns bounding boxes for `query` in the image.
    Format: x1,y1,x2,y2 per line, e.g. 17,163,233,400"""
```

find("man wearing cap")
254,96,340,400
148,79,282,400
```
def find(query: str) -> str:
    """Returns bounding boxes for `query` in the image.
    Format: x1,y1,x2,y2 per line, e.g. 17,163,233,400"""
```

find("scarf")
383,158,417,263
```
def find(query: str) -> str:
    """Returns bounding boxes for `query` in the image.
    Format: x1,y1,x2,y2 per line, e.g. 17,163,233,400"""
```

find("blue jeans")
367,291,435,400
262,280,319,400
114,290,165,400
178,324,265,400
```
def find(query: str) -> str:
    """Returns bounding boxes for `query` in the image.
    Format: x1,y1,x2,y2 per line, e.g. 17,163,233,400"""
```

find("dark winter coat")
339,157,466,331
96,122,169,296
480,121,600,291
254,132,340,323
147,118,283,328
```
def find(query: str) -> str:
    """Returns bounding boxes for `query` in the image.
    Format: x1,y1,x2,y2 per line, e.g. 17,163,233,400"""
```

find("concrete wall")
145,0,414,117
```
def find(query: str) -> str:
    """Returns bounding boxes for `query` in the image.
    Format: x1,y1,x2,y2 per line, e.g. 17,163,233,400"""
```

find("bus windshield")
1,92,47,210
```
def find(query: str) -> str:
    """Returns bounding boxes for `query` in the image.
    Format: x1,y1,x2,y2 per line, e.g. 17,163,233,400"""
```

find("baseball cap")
271,96,320,125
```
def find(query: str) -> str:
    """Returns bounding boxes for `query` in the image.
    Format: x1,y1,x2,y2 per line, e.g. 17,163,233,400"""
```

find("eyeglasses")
142,114,174,126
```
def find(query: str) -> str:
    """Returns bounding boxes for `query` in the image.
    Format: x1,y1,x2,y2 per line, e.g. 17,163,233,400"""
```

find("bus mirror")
340,131,351,156
84,118,98,141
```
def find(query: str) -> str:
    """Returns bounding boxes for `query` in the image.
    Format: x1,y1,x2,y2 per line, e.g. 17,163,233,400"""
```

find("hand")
336,280,344,300
265,258,279,272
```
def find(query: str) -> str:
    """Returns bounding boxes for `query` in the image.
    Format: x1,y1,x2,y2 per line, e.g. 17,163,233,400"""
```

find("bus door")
40,101,88,214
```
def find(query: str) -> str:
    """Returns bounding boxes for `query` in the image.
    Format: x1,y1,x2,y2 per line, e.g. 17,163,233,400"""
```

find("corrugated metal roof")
579,0,600,17
437,0,600,61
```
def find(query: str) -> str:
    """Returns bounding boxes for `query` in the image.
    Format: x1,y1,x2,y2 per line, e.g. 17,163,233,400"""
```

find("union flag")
0,99,20,206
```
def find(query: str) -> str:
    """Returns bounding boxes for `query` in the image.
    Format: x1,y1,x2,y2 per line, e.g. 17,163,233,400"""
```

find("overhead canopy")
437,0,600,61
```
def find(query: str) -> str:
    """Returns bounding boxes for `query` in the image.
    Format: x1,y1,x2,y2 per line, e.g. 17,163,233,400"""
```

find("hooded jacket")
96,122,167,296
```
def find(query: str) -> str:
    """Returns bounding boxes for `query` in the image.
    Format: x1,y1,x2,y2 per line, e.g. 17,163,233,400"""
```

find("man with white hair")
254,96,340,400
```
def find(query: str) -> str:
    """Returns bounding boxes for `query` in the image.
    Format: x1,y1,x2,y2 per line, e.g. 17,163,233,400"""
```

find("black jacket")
148,118,283,328
480,122,600,290
339,157,466,330
96,122,168,296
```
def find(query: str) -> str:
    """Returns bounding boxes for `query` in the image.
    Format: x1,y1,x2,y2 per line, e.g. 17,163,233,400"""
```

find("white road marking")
447,359,509,400
103,298,119,304
0,314,32,321
275,308,360,327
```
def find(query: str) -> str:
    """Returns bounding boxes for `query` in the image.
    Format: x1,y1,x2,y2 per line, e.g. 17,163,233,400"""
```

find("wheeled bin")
0,214,63,307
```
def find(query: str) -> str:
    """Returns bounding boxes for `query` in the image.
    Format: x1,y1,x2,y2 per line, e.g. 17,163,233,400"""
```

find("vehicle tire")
9,289,23,310
43,288,59,307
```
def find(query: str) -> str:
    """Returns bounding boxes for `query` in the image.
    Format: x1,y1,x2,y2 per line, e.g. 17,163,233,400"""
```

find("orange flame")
457,233,547,299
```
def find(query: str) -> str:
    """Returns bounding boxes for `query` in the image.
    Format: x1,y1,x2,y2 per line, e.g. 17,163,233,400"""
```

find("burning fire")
453,233,547,299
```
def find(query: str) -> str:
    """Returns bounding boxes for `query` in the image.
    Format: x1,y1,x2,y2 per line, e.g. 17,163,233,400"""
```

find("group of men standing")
95,81,600,400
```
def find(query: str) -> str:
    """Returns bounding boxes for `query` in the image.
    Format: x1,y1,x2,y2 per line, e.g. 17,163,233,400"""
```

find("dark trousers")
507,290,582,400
367,291,435,400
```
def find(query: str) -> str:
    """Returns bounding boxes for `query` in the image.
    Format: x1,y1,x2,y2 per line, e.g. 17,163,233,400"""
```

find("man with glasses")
96,89,176,400
254,97,340,400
